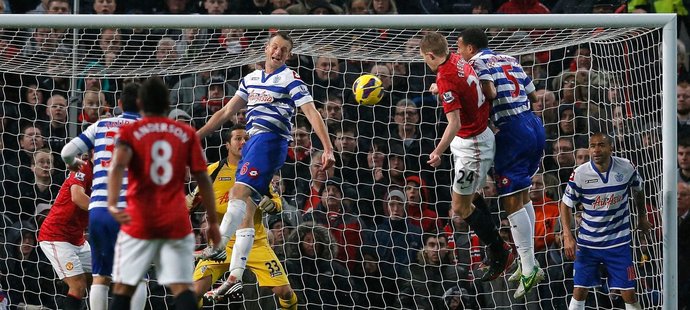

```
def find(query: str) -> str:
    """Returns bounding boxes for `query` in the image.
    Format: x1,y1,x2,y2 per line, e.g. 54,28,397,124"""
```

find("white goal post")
0,13,678,309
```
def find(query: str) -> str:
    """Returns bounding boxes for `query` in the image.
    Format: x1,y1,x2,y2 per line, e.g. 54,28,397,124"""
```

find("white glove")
257,195,279,214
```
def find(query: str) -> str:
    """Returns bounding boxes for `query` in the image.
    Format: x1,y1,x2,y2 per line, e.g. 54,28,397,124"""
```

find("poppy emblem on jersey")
292,71,301,80
569,172,575,182
442,91,455,103
240,162,250,175
497,176,510,188
615,173,624,182
249,168,259,178
65,262,74,271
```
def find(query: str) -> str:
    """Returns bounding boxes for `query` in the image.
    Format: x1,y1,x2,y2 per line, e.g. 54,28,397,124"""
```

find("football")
352,74,384,106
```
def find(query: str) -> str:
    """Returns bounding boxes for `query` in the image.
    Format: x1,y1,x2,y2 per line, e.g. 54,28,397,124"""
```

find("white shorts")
39,241,92,279
450,127,495,195
112,231,195,286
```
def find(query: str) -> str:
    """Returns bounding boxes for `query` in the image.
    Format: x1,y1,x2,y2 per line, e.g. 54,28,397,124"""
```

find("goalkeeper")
188,125,296,309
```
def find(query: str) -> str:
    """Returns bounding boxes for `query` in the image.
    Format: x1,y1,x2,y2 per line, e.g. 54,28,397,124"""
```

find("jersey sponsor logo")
592,194,624,209
250,77,259,81
585,179,599,184
75,172,85,181
615,173,624,182
442,91,455,103
219,177,232,181
65,261,74,271
248,92,274,104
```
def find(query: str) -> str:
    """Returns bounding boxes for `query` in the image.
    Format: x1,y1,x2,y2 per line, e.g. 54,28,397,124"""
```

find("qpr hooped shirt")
436,53,490,138
116,117,207,239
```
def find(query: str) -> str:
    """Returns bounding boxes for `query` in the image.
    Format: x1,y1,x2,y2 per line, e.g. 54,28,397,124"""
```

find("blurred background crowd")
0,0,689,309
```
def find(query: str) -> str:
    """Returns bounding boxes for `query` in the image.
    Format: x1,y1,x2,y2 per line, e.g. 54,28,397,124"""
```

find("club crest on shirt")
442,91,455,103
615,173,624,182
273,75,281,83
65,262,74,271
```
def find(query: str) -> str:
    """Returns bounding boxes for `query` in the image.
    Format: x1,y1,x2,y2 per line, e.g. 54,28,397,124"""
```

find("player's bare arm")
192,170,221,247
70,184,90,211
527,90,538,106
300,101,335,171
428,109,461,168
481,80,497,101
107,143,133,224
633,189,651,234
197,95,247,139
559,201,577,260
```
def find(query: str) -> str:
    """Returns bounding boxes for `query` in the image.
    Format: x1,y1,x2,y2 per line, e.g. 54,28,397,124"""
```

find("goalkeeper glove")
257,195,280,214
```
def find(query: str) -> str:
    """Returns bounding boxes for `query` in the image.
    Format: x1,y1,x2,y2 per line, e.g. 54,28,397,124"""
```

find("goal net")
0,15,675,310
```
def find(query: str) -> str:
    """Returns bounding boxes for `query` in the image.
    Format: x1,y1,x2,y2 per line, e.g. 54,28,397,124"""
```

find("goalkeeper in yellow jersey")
187,124,297,309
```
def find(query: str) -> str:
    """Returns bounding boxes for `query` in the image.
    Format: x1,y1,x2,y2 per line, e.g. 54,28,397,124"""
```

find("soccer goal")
0,13,677,310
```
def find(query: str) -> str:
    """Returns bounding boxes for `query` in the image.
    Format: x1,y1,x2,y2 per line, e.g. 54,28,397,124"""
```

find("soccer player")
560,132,650,310
106,77,221,310
196,31,335,300
60,82,148,310
190,125,296,309
457,28,546,298
419,32,514,282
38,154,93,310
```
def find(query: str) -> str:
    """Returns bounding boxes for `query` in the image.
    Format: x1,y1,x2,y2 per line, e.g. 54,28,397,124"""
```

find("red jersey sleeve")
436,73,463,114
187,127,207,173
73,161,94,192
115,123,134,148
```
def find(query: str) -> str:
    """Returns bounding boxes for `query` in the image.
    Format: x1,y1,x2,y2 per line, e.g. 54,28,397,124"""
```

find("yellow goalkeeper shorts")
193,240,289,288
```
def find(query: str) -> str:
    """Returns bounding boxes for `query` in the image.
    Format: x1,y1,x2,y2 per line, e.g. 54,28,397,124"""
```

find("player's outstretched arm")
480,80,497,101
527,90,538,106
192,170,221,247
70,184,90,211
61,140,87,171
559,201,576,260
197,95,247,139
301,102,335,170
107,143,133,224
632,189,651,234
428,109,460,168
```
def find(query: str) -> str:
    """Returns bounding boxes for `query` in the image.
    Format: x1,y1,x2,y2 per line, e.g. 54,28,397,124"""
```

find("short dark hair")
471,0,493,11
222,123,247,143
294,114,312,131
420,32,449,57
138,77,169,115
679,136,690,148
269,31,294,52
333,120,358,136
461,28,489,50
120,82,140,113
589,132,613,146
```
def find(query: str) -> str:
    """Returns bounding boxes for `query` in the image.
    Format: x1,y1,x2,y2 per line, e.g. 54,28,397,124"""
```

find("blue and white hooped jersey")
562,156,643,249
236,65,313,140
69,112,140,210
469,49,536,126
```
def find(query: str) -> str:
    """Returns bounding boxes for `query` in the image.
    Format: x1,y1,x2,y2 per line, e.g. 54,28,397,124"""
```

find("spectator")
545,104,588,148
156,0,194,14
284,222,356,309
443,206,482,274
193,76,230,127
350,247,413,309
203,0,228,14
333,122,361,186
154,37,180,77
219,28,248,54
307,55,345,102
575,148,590,166
356,138,389,213
47,0,70,13
390,99,436,177
496,0,550,13
309,0,338,13
318,93,344,128
346,0,368,13
368,0,398,14
387,143,407,187
93,0,117,14
365,187,423,277
471,0,493,13
0,221,60,310
680,137,690,184
295,149,335,213
271,0,294,10
529,174,560,253
356,63,399,138
78,87,110,127
678,82,690,136
405,175,441,233
546,137,576,189
410,234,465,309
232,0,275,14
678,41,690,84
13,149,63,226
3,124,46,197
27,0,50,13
170,70,235,114
15,82,47,125
521,54,547,90
286,0,343,14
266,214,294,262
678,182,690,309
303,179,362,265
535,89,557,122
39,94,67,150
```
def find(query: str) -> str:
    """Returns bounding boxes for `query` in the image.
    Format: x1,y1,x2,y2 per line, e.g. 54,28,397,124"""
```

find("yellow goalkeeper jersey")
203,160,281,245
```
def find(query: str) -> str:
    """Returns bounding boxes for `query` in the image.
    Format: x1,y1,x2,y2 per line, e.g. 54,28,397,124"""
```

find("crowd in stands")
0,0,688,309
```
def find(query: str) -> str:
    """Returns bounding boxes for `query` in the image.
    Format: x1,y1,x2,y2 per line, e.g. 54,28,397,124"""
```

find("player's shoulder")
572,162,594,180
612,156,636,172
206,161,220,173
277,66,303,83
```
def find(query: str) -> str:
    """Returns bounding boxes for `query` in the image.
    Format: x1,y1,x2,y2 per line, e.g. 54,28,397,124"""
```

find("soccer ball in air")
352,74,384,106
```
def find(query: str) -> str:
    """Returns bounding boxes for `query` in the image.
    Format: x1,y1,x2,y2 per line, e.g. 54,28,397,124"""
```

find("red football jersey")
436,53,490,138
116,116,207,239
38,161,93,246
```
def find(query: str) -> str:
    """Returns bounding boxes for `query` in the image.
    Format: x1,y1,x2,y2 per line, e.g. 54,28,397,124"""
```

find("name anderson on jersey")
132,122,190,142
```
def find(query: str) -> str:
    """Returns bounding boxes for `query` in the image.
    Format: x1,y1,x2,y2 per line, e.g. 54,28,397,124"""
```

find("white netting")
0,23,665,310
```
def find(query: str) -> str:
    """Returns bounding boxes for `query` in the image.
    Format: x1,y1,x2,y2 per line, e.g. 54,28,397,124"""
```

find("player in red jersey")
38,154,93,310
420,32,514,281
106,77,221,310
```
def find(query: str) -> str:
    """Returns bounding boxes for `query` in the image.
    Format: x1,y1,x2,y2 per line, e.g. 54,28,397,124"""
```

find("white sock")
568,298,585,310
624,302,642,310
228,228,255,280
523,201,536,237
130,280,148,310
218,199,248,248
508,208,537,273
89,284,109,310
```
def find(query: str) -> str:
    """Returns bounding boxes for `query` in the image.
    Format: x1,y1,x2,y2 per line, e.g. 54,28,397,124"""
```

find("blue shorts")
88,207,120,277
493,113,545,196
574,244,637,290
236,132,288,198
